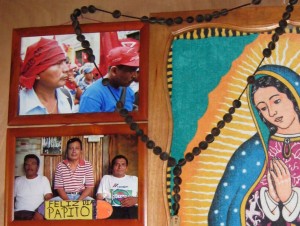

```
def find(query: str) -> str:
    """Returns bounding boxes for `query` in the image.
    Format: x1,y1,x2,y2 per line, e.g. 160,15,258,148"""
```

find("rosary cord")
69,0,299,216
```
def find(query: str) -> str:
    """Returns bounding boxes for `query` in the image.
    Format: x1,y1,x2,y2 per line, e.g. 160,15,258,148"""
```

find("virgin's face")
254,86,298,131
37,60,68,89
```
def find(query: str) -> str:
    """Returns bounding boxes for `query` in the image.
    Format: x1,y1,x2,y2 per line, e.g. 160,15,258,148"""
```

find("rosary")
69,0,299,218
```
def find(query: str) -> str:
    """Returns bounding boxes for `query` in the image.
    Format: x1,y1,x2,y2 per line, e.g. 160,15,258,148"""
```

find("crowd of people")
19,38,140,115
14,137,138,220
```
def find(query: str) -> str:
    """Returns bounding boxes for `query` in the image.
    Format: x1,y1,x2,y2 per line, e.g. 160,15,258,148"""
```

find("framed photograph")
5,124,147,226
8,21,149,125
41,136,62,155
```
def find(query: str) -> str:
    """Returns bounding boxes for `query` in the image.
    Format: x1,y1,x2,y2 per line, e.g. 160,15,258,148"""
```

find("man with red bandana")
19,38,73,115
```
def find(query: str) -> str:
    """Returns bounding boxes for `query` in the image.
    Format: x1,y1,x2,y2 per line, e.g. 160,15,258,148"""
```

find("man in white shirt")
96,155,138,219
14,154,53,220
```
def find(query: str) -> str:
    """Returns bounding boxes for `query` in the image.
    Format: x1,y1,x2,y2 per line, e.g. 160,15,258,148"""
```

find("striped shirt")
54,159,94,193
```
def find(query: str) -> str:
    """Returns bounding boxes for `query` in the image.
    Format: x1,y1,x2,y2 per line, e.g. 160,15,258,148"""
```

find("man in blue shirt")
79,46,139,113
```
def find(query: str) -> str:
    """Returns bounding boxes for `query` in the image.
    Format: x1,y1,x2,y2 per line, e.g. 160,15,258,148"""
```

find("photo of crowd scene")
18,30,140,115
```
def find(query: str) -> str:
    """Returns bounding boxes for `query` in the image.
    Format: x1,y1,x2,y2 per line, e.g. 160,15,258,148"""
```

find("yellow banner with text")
45,200,94,220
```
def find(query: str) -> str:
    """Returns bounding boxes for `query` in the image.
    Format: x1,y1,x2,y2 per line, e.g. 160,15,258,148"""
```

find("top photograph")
8,21,149,125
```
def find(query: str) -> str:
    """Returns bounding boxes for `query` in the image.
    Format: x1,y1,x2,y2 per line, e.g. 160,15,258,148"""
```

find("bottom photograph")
5,124,146,226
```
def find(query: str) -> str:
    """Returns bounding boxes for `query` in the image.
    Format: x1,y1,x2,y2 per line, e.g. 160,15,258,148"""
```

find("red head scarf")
19,38,66,89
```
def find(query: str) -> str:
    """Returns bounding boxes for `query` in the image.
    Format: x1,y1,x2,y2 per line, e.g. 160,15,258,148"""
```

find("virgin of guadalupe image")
208,64,300,226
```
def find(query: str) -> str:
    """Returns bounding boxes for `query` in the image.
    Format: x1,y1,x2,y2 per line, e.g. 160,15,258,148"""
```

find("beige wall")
0,0,286,225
